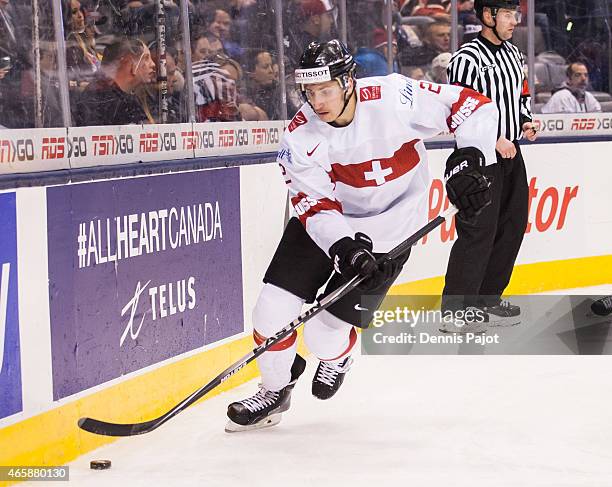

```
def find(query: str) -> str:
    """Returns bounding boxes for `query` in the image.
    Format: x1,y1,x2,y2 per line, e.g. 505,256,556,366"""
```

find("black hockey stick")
78,206,458,436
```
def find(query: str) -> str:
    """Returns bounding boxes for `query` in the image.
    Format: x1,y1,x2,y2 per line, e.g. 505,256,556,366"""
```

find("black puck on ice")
90,460,112,470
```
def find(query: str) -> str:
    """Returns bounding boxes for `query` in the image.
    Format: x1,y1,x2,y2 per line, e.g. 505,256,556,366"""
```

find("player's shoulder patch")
359,85,382,102
288,110,308,133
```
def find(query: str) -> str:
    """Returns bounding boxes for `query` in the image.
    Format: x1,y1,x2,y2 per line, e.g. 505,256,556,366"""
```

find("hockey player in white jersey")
225,40,498,432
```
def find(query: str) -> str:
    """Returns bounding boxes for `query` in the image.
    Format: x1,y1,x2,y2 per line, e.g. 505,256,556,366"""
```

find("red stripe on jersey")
446,88,491,133
323,327,357,361
327,140,421,189
291,191,343,226
253,329,297,351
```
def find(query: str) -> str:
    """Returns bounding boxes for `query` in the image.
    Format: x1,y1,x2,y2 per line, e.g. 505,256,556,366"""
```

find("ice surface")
27,286,612,486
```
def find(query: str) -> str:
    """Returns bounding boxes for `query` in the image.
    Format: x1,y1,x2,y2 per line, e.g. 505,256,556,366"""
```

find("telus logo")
120,280,151,347
119,276,197,347
0,263,10,372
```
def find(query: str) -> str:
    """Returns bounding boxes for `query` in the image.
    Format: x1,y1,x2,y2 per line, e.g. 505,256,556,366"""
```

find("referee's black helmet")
474,0,520,20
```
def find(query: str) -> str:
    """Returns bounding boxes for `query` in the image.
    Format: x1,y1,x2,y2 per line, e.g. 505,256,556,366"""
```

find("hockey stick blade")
78,206,457,437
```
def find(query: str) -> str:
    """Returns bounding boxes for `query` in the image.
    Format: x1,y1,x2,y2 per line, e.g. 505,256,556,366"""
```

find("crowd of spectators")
1,0,611,129
353,0,612,114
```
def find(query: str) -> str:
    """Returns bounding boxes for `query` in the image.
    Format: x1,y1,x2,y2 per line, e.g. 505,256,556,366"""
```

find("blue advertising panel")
47,169,243,400
0,192,22,419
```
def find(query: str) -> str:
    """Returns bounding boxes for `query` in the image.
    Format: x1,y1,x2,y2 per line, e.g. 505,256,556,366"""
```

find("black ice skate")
479,299,521,327
590,296,612,317
312,356,354,400
439,306,489,334
225,354,306,433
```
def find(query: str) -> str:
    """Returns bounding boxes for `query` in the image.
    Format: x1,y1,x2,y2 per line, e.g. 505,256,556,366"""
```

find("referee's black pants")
442,141,528,310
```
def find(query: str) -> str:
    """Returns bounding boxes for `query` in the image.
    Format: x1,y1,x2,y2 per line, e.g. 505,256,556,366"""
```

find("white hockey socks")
252,284,304,391
304,310,356,362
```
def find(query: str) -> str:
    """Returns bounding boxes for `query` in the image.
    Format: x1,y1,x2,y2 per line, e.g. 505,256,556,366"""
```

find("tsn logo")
0,138,35,162
293,195,319,216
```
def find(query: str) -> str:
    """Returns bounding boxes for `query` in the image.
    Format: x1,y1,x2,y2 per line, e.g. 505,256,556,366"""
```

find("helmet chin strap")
483,9,505,43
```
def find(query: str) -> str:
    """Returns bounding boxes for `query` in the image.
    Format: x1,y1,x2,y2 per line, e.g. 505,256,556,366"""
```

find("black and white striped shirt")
447,34,532,141
192,59,236,106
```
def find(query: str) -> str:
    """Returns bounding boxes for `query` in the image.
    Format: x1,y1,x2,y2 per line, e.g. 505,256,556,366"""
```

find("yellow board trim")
0,335,261,480
1,255,610,484
389,255,612,296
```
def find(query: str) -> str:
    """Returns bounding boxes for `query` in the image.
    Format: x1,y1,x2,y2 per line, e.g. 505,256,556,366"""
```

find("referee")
442,0,538,325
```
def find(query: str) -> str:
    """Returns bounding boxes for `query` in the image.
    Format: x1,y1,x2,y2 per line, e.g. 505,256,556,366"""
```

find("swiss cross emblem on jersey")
364,160,393,185
359,86,382,102
328,140,421,189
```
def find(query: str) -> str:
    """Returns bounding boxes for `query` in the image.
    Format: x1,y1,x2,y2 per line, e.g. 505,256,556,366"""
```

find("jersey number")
419,81,442,95
279,163,291,184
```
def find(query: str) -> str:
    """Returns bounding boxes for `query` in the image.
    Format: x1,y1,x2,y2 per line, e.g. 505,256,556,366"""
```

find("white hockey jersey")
277,73,498,254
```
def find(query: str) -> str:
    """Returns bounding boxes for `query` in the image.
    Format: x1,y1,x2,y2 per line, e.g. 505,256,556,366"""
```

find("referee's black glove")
444,147,492,221
329,233,396,291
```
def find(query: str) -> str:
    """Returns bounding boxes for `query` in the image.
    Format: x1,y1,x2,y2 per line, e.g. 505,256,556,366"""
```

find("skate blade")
586,310,612,319
487,317,521,327
224,414,282,433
